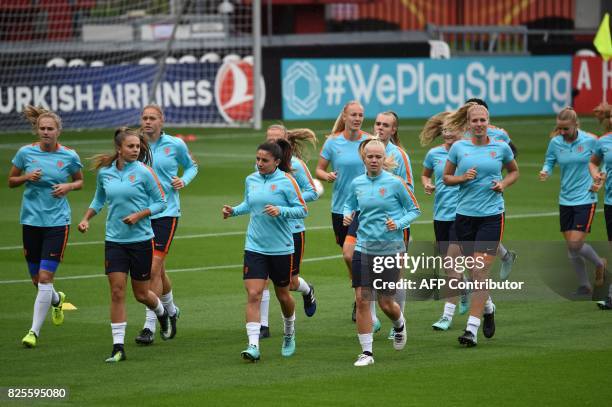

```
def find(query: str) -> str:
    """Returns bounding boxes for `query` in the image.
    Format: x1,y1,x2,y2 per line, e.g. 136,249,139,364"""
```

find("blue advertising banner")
0,60,259,130
281,56,573,120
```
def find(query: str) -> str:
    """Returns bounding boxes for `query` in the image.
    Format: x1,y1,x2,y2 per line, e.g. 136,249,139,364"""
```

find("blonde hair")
446,102,489,134
594,102,612,133
90,127,152,170
419,111,452,146
378,111,404,148
267,124,318,161
358,137,397,171
141,104,164,120
330,100,363,136
23,105,62,133
550,107,579,138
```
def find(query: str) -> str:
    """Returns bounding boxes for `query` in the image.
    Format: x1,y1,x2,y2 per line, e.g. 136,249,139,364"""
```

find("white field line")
0,210,594,252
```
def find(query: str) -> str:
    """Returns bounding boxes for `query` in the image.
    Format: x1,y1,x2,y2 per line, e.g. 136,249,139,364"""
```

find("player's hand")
463,168,477,182
222,205,233,219
491,180,504,193
51,183,71,198
78,220,89,233
171,176,185,190
386,218,398,231
590,182,602,192
343,212,354,226
122,212,141,225
27,169,42,182
326,171,337,183
424,182,436,195
264,205,280,217
539,170,549,181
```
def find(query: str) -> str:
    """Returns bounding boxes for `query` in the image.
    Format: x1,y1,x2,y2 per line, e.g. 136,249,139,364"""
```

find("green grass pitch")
0,116,611,406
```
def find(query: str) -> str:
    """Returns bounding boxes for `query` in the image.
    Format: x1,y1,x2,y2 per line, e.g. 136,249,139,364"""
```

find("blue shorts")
433,220,457,255
605,204,611,241
454,213,504,256
243,250,293,287
22,225,69,274
151,217,179,257
105,240,153,281
291,232,305,276
351,250,401,296
559,204,596,233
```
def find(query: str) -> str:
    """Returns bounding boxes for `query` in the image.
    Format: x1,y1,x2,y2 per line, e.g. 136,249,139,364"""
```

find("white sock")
484,296,495,314
144,307,157,332
394,288,406,313
370,300,378,324
283,312,296,335
111,322,127,345
260,289,270,327
358,333,373,354
392,312,405,330
31,283,53,336
578,244,604,267
498,243,508,259
443,302,456,320
296,277,310,295
568,250,591,288
150,298,165,317
161,290,177,316
467,315,481,337
51,288,60,306
246,322,260,347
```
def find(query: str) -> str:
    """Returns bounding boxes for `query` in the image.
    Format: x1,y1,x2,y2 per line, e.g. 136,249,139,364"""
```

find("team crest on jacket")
57,160,64,168
270,184,277,192
164,147,171,155
379,187,386,197
490,151,496,158
577,146,584,153
129,175,136,183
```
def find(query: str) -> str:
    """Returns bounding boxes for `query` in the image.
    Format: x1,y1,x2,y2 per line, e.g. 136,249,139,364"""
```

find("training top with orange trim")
541,129,598,206
289,156,319,233
594,133,612,205
149,132,198,219
448,137,514,217
343,170,421,255
231,167,308,255
385,141,414,190
12,143,82,227
89,160,167,243
320,130,370,214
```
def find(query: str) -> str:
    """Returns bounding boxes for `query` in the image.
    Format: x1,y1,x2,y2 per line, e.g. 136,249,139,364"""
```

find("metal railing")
427,24,597,56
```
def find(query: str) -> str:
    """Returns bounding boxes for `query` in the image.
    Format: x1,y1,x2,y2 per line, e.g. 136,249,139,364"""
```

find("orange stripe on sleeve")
285,173,308,211
297,158,317,190
397,148,413,186
395,175,419,208
143,164,165,199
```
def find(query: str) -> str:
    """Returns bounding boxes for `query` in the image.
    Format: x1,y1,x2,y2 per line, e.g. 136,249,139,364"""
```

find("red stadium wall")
343,0,575,30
